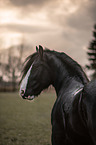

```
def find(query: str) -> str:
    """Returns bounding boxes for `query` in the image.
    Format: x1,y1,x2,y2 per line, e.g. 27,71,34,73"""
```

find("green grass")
0,91,56,145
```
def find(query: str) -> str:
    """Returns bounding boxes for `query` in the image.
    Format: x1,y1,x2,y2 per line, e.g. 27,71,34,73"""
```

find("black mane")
20,49,89,84
52,51,89,85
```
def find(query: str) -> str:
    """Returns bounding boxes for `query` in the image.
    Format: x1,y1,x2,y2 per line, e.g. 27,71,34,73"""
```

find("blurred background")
0,1,96,144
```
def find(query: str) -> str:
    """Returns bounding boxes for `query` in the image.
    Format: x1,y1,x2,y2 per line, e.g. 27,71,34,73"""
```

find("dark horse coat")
20,45,96,145
51,80,96,145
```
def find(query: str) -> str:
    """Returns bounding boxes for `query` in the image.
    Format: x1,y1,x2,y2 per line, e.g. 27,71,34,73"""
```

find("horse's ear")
36,46,39,52
39,45,43,59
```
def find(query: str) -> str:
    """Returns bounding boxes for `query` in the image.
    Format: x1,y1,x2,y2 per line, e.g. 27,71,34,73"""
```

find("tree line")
0,43,32,91
86,24,96,80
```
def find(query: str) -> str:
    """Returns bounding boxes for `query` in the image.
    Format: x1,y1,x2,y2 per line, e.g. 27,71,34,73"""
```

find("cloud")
66,0,96,30
9,0,46,7
87,0,96,21
8,0,56,10
46,0,96,29
0,24,57,33
2,0,95,29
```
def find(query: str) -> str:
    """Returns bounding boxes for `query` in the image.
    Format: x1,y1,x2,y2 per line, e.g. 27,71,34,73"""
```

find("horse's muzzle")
20,89,35,100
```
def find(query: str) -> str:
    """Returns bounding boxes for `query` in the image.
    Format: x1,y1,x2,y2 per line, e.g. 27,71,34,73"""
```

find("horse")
20,45,96,145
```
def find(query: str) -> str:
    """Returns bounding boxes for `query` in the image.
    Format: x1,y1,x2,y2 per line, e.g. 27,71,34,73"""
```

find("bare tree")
4,44,24,91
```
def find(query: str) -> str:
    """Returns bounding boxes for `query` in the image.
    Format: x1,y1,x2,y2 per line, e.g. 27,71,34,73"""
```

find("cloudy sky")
0,0,96,65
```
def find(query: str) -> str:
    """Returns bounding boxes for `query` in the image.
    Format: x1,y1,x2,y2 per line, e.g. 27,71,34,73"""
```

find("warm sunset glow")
0,10,18,24
0,0,79,48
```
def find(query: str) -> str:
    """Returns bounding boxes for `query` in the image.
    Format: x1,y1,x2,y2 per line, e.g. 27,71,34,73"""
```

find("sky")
0,0,96,65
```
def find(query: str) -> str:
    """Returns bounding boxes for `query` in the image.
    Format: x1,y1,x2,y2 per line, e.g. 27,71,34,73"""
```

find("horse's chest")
51,100,64,125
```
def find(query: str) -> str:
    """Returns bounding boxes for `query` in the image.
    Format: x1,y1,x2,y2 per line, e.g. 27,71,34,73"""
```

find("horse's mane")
20,49,89,85
52,50,89,84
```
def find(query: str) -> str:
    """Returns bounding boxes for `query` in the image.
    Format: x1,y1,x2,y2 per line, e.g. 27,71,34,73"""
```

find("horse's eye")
32,65,39,70
33,63,41,70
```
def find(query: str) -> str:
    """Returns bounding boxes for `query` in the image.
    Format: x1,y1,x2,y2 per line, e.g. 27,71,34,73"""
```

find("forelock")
20,52,38,83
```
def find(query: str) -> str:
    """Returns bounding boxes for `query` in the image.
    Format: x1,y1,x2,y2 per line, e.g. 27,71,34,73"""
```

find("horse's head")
20,45,52,100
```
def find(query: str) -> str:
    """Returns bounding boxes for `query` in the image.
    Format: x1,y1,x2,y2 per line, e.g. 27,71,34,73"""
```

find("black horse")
20,45,96,145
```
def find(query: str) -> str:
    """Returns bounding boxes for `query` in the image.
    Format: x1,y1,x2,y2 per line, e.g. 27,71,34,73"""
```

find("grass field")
0,91,56,145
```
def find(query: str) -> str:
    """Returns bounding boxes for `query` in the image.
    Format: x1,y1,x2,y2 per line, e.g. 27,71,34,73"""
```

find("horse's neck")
46,52,88,96
54,76,84,97
60,79,84,96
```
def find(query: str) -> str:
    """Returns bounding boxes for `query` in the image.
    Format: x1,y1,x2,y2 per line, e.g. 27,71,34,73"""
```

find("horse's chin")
22,89,41,100
25,95,35,100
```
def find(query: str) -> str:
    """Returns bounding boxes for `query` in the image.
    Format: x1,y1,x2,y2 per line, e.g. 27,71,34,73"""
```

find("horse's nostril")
21,90,25,96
